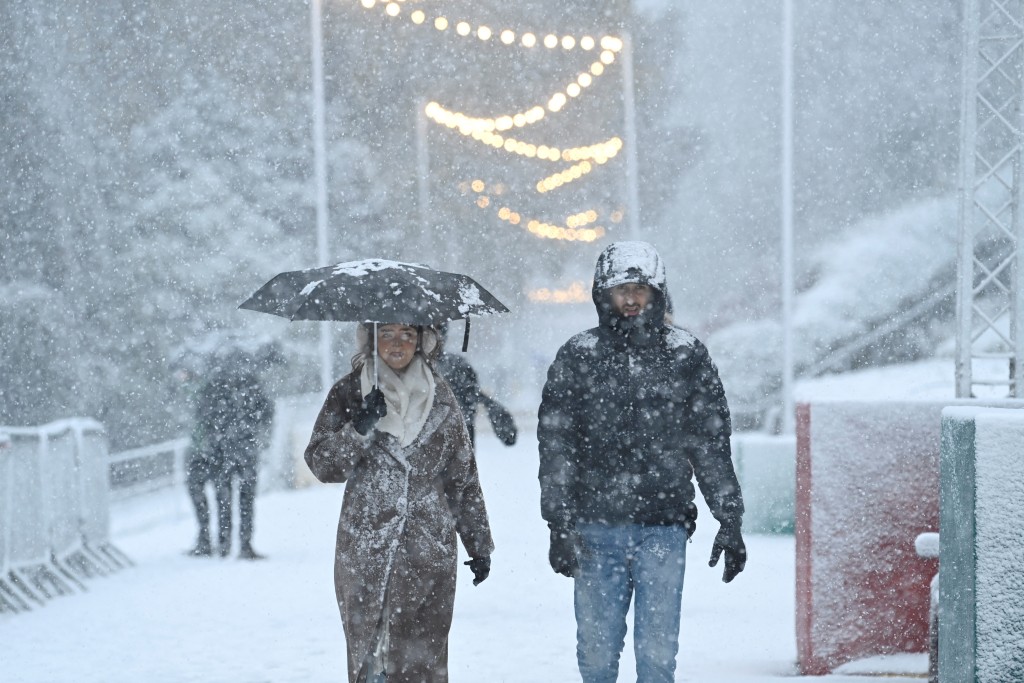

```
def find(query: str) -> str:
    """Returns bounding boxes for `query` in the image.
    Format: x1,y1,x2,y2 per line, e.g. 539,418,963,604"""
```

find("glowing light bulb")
567,83,581,97
477,26,491,40
591,62,605,76
385,3,400,17
578,73,592,88
600,50,615,65
544,34,558,48
361,0,375,8
601,36,624,52
500,30,515,45
471,179,485,193
580,35,595,50
561,36,576,50
456,22,471,36
411,10,425,24
521,32,536,47
434,17,448,30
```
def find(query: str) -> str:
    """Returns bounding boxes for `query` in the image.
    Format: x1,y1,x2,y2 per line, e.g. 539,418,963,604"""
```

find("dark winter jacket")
435,352,517,447
538,242,743,533
190,367,273,468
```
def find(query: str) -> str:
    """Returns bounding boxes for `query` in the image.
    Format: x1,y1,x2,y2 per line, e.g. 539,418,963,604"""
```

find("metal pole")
1015,32,1024,397
956,0,979,398
416,98,431,260
780,0,795,434
310,0,333,393
621,31,642,240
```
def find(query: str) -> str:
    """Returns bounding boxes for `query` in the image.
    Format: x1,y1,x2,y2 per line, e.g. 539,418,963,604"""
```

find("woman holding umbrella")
303,321,494,683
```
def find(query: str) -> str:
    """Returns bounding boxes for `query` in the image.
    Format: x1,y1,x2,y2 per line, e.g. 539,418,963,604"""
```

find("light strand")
464,179,607,242
527,280,592,303
426,100,623,163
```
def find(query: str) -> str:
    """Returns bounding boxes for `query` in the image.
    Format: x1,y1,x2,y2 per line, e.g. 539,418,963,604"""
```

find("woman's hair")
350,323,441,370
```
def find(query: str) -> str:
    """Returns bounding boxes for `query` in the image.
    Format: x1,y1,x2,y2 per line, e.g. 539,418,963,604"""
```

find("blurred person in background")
186,353,274,559
434,323,517,450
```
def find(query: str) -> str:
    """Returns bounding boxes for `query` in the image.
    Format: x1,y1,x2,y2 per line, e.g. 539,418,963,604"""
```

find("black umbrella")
239,259,509,350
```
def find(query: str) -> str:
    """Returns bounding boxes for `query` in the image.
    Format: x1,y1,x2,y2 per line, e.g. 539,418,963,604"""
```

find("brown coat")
304,369,494,683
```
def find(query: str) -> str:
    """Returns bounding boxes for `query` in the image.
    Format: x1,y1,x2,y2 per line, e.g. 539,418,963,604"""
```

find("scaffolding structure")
957,0,1024,398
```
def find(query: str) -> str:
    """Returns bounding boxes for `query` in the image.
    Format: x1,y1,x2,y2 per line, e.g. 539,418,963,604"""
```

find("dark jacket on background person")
538,244,743,535
435,351,517,447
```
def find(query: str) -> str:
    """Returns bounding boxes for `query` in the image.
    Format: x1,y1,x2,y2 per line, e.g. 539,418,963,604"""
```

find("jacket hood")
592,241,670,342
592,241,668,293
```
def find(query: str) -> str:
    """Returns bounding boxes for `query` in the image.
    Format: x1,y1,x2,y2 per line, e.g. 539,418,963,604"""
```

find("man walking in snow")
538,241,746,683
189,356,274,559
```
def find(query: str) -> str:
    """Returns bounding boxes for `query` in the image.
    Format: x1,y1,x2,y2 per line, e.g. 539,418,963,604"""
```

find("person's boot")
187,529,212,557
238,542,265,561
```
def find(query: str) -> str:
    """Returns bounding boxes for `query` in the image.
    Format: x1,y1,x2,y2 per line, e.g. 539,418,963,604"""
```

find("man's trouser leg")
237,454,258,549
574,523,632,683
185,461,211,533
185,457,213,553
214,458,236,555
632,526,686,683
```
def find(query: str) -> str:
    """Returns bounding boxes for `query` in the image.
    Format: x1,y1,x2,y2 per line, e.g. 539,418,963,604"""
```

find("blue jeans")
574,523,687,683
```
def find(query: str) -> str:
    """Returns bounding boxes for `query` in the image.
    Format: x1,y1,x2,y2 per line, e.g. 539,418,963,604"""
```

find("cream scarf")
359,355,435,448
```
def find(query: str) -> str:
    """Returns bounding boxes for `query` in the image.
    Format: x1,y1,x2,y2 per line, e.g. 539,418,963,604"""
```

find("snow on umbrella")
239,259,509,325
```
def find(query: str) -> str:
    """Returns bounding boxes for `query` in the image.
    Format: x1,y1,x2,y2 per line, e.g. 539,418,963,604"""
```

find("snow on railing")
0,419,131,615
108,437,190,500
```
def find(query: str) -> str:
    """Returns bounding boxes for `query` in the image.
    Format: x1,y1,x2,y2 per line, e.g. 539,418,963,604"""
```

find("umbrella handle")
462,317,471,352
373,321,379,387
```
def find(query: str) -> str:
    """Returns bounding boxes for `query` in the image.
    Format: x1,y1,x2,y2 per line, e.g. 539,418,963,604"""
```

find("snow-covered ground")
1,429,926,682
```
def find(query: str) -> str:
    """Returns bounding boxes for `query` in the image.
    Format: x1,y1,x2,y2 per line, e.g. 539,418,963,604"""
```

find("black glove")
482,396,518,446
548,525,579,578
464,556,490,586
709,522,746,583
352,388,387,435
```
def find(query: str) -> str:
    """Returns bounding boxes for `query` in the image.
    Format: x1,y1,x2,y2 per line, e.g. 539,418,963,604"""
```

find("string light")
464,179,606,242
361,2,623,122
528,281,591,303
536,161,593,193
566,210,598,227
427,101,624,169
361,0,623,57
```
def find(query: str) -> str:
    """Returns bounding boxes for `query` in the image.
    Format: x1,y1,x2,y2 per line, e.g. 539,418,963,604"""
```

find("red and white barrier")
795,399,1024,675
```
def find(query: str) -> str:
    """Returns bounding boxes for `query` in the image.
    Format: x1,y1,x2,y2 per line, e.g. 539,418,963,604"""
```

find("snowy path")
1,431,924,682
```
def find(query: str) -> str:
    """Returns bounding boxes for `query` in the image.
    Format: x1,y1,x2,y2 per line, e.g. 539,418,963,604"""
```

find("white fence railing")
0,419,131,614
108,437,190,500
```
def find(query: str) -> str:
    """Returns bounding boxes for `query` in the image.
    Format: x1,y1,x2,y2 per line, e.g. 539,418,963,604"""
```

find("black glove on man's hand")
709,522,746,583
464,556,490,586
352,388,388,435
483,397,518,446
548,525,579,578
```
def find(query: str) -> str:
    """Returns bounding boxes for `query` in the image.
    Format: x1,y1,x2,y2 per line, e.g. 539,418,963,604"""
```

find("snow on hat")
592,241,667,292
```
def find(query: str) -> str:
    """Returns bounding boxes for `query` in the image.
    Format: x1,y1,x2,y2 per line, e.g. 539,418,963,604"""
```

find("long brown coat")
304,369,494,683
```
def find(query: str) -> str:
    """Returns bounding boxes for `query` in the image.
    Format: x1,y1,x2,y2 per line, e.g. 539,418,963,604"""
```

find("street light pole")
416,98,431,262
780,0,795,434
309,0,332,393
621,31,641,240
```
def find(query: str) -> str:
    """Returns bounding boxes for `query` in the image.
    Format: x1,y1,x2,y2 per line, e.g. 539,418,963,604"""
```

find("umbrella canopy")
239,259,509,325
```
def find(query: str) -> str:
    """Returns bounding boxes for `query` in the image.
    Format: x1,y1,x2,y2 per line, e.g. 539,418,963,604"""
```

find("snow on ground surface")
1,430,925,682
